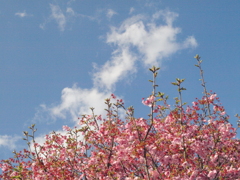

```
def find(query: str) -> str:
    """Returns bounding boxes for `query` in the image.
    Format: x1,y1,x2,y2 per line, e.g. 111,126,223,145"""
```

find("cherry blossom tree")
1,55,240,179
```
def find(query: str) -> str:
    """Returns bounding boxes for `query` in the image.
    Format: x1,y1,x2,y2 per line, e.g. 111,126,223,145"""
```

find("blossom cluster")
0,58,239,179
0,91,239,179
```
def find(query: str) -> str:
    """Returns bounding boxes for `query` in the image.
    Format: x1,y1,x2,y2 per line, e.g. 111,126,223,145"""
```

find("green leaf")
11,176,22,179
181,79,185,82
157,92,164,97
149,68,154,72
194,54,200,60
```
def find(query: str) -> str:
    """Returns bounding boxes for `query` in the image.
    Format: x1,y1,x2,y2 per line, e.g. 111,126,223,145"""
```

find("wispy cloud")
15,10,31,18
50,4,66,31
40,4,95,31
66,7,75,16
107,9,117,19
66,7,94,20
40,4,66,31
129,7,135,14
67,0,76,6
0,135,21,150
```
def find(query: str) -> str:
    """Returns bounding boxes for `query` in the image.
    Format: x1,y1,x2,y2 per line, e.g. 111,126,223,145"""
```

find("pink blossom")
208,170,217,179
186,106,191,113
192,101,198,106
111,93,116,99
209,93,217,100
142,95,155,107
0,164,9,171
62,125,71,131
97,115,102,120
190,170,199,180
1,63,240,179
220,111,226,115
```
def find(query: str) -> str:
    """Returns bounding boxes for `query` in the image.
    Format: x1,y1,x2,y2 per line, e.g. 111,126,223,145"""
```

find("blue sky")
1,1,240,160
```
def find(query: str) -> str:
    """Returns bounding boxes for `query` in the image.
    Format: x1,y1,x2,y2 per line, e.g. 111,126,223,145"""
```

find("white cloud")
15,10,31,18
183,36,198,48
107,9,117,19
50,4,66,31
93,47,137,91
34,85,112,123
50,85,110,121
106,10,197,67
35,10,197,125
0,135,21,150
